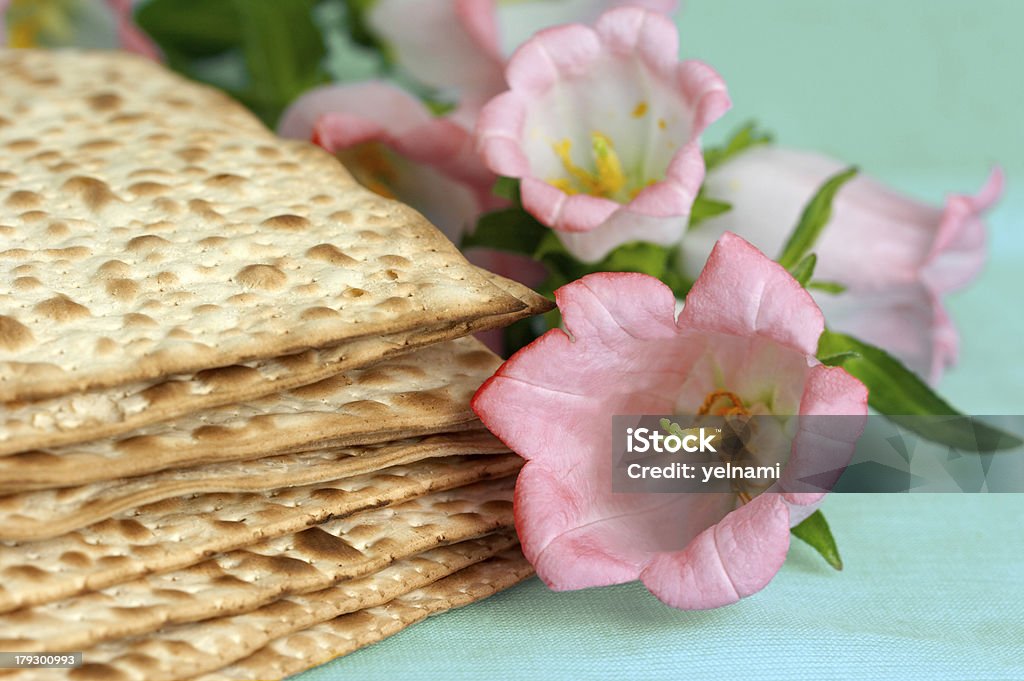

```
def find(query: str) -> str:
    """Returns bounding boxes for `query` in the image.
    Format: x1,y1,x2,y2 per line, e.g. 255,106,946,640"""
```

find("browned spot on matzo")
306,243,359,266
96,259,132,278
300,306,342,321
126,181,171,197
4,190,42,210
11,276,42,291
60,175,120,211
234,264,287,290
86,92,122,111
125,234,171,252
0,317,34,351
292,528,363,561
261,214,310,231
33,296,91,322
104,278,140,301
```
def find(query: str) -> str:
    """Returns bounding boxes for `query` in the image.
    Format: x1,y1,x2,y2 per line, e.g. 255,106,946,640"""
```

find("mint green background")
297,2,1024,679
684,0,1024,179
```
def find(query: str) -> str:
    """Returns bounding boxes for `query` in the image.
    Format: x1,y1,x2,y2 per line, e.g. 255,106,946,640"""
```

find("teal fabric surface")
295,3,1023,679
296,498,1022,681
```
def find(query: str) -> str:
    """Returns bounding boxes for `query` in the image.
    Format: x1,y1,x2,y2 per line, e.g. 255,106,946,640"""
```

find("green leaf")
501,315,553,356
791,510,843,570
136,0,243,58
232,0,329,126
817,351,859,367
315,0,387,82
661,267,694,299
341,0,391,56
532,231,567,261
492,177,521,204
661,248,695,298
688,193,731,229
461,208,547,255
788,253,817,288
535,238,675,284
818,331,1023,451
808,280,847,294
598,242,673,278
423,98,457,116
777,167,858,270
703,121,774,172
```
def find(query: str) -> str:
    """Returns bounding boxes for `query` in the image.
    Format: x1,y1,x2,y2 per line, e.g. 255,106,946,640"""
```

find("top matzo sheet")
0,49,523,402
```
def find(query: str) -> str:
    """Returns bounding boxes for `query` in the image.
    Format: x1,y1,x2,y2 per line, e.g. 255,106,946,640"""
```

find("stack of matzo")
0,49,547,679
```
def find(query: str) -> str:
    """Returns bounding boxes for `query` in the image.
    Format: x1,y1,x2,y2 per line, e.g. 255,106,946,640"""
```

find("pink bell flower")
475,7,730,262
367,0,678,125
473,232,868,609
682,146,1004,382
278,80,500,245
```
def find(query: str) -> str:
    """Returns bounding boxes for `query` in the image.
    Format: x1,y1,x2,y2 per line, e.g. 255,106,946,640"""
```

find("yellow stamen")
632,101,649,118
551,139,590,195
341,143,398,200
549,132,628,200
697,390,749,417
697,389,758,505
6,0,74,48
591,133,626,197
8,22,39,48
548,178,577,195
658,118,667,131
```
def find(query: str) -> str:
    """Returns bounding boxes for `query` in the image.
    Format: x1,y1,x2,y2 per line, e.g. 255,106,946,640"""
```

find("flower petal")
924,166,1003,294
506,23,603,93
520,179,619,234
640,492,791,609
496,0,679,56
456,0,502,60
783,363,869,510
676,60,732,136
475,92,532,176
105,0,161,59
553,210,686,263
278,81,496,242
473,273,697,587
473,274,683,464
683,147,936,288
523,467,737,591
279,81,431,141
680,232,825,356
814,283,942,382
596,6,678,71
368,0,505,96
